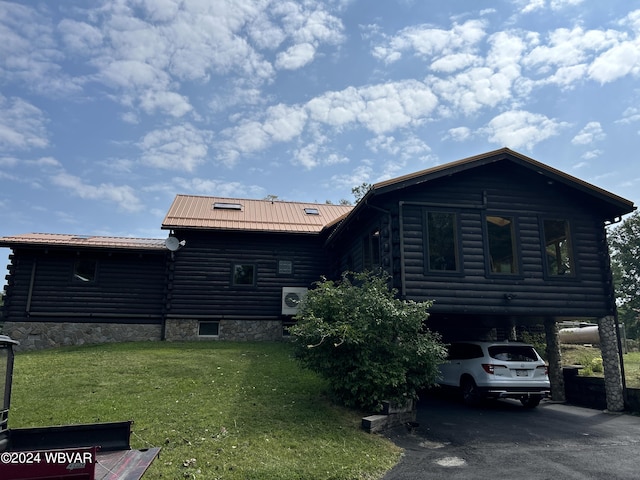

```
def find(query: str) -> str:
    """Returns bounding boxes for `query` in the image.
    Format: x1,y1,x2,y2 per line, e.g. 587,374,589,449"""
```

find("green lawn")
9,342,401,480
562,344,640,388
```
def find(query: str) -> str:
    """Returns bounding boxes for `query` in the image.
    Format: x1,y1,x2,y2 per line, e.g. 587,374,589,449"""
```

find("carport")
426,313,626,411
325,150,635,412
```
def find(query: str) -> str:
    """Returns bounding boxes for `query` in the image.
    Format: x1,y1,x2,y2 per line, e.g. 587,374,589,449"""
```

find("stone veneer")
2,321,162,351
0,318,287,351
597,315,625,412
544,317,565,402
164,318,285,342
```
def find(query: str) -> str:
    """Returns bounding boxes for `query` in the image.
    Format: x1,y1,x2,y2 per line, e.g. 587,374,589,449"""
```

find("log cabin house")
1,147,634,346
0,148,636,406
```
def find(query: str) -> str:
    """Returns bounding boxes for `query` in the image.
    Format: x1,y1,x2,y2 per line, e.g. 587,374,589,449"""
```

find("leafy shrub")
288,271,447,412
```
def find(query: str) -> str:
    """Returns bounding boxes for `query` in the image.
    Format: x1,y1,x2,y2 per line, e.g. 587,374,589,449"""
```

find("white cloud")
263,104,308,142
139,90,193,117
431,53,481,73
276,42,316,70
367,134,432,161
291,133,349,169
0,2,80,96
520,0,584,13
58,19,103,53
588,41,640,84
139,124,213,171
51,172,143,212
580,149,603,160
328,164,373,189
371,19,487,64
618,107,640,124
0,96,49,151
572,122,605,145
446,127,472,142
483,110,568,149
308,80,438,134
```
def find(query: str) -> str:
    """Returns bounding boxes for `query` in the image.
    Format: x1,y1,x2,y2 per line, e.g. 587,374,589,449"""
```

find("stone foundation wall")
164,318,285,342
1,318,287,351
2,321,162,351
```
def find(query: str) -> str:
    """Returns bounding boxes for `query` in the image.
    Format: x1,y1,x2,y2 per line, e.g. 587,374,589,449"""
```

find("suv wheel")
461,377,482,406
520,395,542,408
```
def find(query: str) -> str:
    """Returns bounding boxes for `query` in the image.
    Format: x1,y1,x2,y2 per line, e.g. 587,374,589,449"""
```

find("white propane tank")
558,325,600,344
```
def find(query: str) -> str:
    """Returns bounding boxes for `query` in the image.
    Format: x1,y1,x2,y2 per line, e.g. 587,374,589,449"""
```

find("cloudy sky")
1,0,639,253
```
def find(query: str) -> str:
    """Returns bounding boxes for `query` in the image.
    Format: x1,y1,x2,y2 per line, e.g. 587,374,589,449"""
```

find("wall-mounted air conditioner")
281,287,308,315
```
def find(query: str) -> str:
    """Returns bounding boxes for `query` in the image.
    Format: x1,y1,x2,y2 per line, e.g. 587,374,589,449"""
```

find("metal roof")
162,195,354,234
0,233,166,251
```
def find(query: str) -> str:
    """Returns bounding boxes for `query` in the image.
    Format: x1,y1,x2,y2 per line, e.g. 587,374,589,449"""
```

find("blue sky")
1,0,639,259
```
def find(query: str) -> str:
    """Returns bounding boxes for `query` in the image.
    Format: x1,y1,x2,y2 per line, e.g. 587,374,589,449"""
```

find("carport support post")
598,315,625,412
544,318,565,402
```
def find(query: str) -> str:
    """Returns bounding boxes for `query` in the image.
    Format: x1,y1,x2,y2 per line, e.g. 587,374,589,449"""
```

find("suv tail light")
537,365,549,376
483,364,509,375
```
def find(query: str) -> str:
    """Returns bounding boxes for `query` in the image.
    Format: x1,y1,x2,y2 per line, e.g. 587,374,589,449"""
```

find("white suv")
437,341,551,408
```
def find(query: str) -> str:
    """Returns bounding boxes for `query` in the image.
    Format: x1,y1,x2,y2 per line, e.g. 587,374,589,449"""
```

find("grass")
9,341,401,480
561,345,640,388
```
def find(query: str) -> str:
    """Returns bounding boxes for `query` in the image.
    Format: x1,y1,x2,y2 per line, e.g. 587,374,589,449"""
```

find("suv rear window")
448,343,484,360
488,345,538,362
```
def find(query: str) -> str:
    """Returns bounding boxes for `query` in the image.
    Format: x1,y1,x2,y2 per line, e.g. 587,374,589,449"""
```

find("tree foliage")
609,212,640,338
288,271,446,412
351,183,372,203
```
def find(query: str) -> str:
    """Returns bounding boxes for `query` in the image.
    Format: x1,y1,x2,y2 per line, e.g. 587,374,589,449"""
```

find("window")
425,211,460,272
232,263,256,286
543,219,574,276
304,207,320,215
485,215,518,274
447,343,483,360
362,229,380,270
277,259,293,275
213,202,242,210
73,259,97,282
198,321,219,337
488,345,538,362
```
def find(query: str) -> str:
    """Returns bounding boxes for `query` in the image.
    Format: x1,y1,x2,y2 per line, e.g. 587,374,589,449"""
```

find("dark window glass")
426,212,459,271
543,219,574,276
486,215,517,274
232,264,255,286
362,230,380,270
488,346,538,362
73,259,97,282
448,343,483,360
198,322,219,336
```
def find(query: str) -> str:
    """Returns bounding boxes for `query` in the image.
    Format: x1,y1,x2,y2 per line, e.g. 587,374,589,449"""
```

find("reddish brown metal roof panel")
0,233,166,250
162,196,354,233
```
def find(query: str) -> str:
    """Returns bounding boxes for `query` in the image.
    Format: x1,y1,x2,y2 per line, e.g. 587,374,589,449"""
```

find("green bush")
288,271,447,412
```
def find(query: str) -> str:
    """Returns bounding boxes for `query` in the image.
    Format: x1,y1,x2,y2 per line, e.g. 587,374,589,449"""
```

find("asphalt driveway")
382,392,640,480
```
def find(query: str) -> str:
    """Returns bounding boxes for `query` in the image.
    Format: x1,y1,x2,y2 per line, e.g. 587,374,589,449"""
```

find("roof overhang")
0,233,167,252
327,148,636,246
